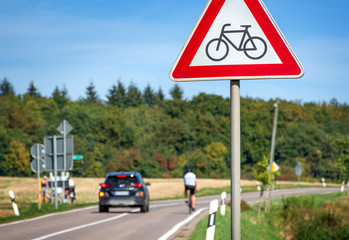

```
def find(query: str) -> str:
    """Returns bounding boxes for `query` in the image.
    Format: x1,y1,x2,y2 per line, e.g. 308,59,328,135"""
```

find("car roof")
106,172,141,177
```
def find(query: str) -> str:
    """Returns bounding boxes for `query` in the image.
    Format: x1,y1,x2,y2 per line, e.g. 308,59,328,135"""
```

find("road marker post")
9,191,20,216
206,199,218,240
220,192,226,216
340,181,345,192
321,178,326,187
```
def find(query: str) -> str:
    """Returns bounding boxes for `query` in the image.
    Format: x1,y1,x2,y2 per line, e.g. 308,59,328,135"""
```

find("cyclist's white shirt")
184,172,197,186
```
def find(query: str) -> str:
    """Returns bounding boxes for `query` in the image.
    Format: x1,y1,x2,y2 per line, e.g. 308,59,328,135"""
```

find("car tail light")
117,174,127,178
102,183,112,188
131,183,142,188
99,191,107,197
136,191,144,197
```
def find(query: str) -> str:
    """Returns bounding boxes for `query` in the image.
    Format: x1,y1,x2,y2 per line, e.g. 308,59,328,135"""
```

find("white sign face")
190,0,281,67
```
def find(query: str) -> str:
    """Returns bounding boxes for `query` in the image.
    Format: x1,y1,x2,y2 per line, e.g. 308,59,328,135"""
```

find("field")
0,176,326,218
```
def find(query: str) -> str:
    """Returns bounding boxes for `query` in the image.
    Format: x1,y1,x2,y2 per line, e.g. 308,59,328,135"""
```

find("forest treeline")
0,77,348,181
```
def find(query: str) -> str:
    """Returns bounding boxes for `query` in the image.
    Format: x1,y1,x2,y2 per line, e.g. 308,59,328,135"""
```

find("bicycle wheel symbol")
243,37,267,60
205,24,268,61
206,38,229,62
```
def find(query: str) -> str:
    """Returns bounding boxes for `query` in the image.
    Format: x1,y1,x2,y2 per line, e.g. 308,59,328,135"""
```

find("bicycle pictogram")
205,24,267,61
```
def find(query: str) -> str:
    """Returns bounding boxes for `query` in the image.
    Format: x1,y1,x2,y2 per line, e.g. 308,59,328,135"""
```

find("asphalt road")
0,187,340,240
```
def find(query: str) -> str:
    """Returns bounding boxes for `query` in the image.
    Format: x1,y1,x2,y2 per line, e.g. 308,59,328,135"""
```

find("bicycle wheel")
206,38,229,61
243,36,267,60
188,192,192,214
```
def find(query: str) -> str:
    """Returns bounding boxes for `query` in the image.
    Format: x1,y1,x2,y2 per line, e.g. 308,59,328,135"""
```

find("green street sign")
73,155,83,160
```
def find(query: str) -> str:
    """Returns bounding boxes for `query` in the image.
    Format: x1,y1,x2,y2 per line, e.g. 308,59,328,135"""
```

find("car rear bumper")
99,197,145,207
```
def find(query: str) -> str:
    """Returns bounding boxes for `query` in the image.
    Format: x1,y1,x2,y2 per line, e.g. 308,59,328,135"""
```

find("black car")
98,172,150,213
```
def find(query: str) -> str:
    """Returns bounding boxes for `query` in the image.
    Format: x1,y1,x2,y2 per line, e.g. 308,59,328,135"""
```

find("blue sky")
0,0,348,104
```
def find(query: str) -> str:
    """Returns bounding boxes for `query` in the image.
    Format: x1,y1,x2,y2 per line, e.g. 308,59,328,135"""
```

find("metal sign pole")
62,121,66,201
53,135,58,209
36,144,41,210
230,80,241,240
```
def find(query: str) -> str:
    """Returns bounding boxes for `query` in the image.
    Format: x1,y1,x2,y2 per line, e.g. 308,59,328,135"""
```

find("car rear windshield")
105,175,139,187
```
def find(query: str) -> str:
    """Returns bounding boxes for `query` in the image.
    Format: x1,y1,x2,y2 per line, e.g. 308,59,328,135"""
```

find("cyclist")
184,168,197,211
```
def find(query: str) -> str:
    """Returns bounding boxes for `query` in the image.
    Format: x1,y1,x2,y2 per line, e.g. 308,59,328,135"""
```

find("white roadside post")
321,178,326,187
256,181,261,192
206,199,218,240
220,192,226,216
9,191,20,216
340,181,345,192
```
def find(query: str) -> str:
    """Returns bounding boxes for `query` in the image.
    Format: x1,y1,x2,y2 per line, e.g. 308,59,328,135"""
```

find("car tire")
140,204,147,213
99,205,109,212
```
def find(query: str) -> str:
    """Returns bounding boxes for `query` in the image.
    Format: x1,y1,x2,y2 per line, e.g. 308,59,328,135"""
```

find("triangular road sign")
170,0,304,81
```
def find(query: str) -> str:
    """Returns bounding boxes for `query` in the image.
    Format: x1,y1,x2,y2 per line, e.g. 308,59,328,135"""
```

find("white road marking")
158,207,208,240
0,206,97,227
32,209,138,240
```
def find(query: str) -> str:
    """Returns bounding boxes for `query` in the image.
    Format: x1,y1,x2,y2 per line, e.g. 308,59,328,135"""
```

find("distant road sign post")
170,0,303,239
30,143,45,210
295,161,303,186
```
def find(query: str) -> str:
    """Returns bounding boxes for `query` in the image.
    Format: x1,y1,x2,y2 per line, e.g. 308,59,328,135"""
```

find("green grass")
189,192,348,240
189,204,282,240
0,202,96,224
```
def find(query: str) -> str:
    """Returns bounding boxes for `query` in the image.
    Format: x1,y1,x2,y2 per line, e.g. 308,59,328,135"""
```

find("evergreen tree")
126,82,142,107
143,84,156,106
52,85,69,107
0,77,15,96
107,80,127,108
157,87,165,102
84,81,100,104
169,84,183,100
26,80,40,98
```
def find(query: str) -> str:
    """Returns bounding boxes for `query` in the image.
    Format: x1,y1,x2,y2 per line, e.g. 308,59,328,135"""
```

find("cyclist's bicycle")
206,24,267,61
188,191,193,214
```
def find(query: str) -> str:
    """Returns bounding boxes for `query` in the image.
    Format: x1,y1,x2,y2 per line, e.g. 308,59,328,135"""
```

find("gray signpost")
44,120,74,209
295,161,303,186
30,143,45,209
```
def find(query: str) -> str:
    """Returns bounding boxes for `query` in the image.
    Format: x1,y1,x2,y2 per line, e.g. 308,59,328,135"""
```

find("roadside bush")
282,195,349,240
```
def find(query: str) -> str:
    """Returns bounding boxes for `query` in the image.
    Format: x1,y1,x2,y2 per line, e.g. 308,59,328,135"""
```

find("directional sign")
44,136,74,171
170,0,304,81
73,155,83,160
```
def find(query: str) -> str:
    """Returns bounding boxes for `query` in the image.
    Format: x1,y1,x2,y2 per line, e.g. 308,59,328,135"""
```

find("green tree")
106,80,128,107
253,155,272,218
84,81,100,104
143,84,156,106
334,136,349,183
126,82,142,107
204,142,228,178
52,85,69,107
169,84,184,100
0,77,15,96
0,139,31,176
84,145,105,177
26,81,40,98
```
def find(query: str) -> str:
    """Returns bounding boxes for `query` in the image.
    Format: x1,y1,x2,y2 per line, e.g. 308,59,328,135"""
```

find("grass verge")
188,192,349,240
0,202,96,224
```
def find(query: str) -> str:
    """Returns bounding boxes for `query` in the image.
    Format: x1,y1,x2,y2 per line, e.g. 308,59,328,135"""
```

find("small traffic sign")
170,0,304,81
73,155,83,160
267,162,280,172
31,158,45,173
295,161,303,176
30,144,45,159
57,120,73,137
